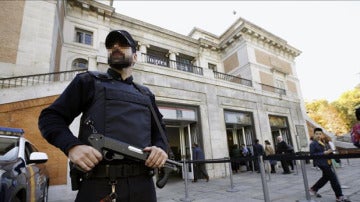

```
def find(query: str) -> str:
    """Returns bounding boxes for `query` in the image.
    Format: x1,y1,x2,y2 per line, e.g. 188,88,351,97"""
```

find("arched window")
72,58,88,70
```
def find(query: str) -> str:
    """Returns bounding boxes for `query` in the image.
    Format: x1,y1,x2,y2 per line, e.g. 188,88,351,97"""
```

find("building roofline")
112,12,199,44
219,17,301,57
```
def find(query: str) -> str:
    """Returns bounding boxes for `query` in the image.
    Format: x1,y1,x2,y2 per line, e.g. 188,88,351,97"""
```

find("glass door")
180,124,194,179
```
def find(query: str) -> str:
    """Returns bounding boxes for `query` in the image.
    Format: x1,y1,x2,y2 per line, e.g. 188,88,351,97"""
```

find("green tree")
305,86,360,135
332,87,360,129
306,100,347,135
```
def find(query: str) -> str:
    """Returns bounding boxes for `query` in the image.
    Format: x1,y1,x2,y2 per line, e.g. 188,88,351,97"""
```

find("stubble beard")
108,51,132,70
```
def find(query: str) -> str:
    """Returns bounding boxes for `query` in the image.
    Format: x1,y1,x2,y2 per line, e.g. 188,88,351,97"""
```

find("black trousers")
75,175,156,202
311,165,343,198
280,160,290,173
194,163,208,180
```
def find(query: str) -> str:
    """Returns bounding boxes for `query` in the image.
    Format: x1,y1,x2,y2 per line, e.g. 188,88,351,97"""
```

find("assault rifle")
87,133,182,188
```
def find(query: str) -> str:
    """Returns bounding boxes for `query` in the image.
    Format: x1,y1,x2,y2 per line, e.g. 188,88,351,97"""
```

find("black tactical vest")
78,71,152,149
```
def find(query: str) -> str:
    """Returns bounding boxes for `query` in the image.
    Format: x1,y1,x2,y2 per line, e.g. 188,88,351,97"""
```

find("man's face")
107,42,136,69
314,131,322,141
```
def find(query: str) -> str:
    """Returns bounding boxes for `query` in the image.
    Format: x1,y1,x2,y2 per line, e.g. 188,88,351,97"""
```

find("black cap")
105,30,137,52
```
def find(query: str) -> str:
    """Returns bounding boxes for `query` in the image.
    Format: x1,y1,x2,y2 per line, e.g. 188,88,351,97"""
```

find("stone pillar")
137,42,149,63
167,51,178,69
88,57,97,71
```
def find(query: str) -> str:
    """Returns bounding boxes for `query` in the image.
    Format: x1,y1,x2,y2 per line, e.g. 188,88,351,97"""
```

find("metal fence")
2,65,285,97
213,71,252,87
0,69,87,89
141,53,203,75
260,83,286,95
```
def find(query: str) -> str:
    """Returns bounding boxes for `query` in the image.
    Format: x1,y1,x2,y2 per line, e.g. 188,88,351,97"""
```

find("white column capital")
167,50,179,57
137,42,149,55
137,41,150,48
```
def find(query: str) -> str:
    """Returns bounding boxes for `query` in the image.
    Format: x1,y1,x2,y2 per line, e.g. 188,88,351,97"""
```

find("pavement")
49,159,360,202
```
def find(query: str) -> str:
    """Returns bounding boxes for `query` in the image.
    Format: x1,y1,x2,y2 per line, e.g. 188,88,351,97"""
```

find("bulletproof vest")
78,71,152,149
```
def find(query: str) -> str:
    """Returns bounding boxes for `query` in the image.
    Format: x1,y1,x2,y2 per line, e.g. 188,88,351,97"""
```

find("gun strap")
133,83,170,153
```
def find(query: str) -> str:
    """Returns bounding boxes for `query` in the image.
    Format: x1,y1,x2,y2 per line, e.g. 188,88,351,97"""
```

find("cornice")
67,0,115,17
240,26,301,57
189,27,219,39
219,18,302,58
189,27,220,51
111,12,199,46
198,38,219,51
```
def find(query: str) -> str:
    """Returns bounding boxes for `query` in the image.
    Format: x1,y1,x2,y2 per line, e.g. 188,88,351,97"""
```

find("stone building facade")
0,0,310,192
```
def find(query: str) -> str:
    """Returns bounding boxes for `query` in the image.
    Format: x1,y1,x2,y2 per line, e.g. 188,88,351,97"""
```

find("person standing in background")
264,140,276,173
241,144,251,171
230,144,241,173
276,136,292,174
192,143,209,182
253,139,264,172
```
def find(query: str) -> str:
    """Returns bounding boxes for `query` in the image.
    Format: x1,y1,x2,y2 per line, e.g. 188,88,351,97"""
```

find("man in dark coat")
38,30,168,202
230,144,241,173
252,139,264,172
276,136,292,174
192,143,209,182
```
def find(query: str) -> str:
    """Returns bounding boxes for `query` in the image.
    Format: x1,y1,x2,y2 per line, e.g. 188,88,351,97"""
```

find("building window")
75,28,93,45
208,63,217,71
275,79,285,89
72,58,88,69
176,56,193,73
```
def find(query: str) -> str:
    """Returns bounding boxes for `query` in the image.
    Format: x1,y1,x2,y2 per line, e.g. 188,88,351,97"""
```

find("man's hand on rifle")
68,145,103,172
143,146,168,168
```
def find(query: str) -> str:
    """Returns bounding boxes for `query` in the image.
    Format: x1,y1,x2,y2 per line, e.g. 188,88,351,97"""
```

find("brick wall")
0,1,24,64
0,96,68,185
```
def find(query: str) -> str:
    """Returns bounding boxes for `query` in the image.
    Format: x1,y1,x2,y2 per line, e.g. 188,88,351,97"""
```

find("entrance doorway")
269,115,293,147
226,126,254,155
158,105,200,180
166,124,196,179
224,110,255,155
159,104,200,179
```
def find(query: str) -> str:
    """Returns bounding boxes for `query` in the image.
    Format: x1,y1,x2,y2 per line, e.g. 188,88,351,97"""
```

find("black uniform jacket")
38,68,166,155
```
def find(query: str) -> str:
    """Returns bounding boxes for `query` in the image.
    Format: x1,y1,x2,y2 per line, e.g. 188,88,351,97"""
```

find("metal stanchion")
224,157,227,178
226,157,239,192
298,159,316,202
258,155,270,202
180,160,192,202
293,159,299,175
266,160,271,181
262,158,271,181
251,159,255,172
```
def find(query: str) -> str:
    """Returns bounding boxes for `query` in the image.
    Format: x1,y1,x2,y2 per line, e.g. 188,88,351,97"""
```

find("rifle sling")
133,83,170,153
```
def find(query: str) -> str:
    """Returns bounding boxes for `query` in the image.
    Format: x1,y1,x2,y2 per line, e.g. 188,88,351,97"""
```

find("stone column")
88,57,97,71
167,51,178,69
137,42,149,63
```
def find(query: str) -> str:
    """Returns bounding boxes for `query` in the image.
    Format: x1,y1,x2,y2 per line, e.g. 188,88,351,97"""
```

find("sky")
113,1,360,102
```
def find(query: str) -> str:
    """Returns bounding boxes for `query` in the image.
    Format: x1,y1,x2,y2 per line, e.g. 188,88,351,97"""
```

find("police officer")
38,30,168,202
